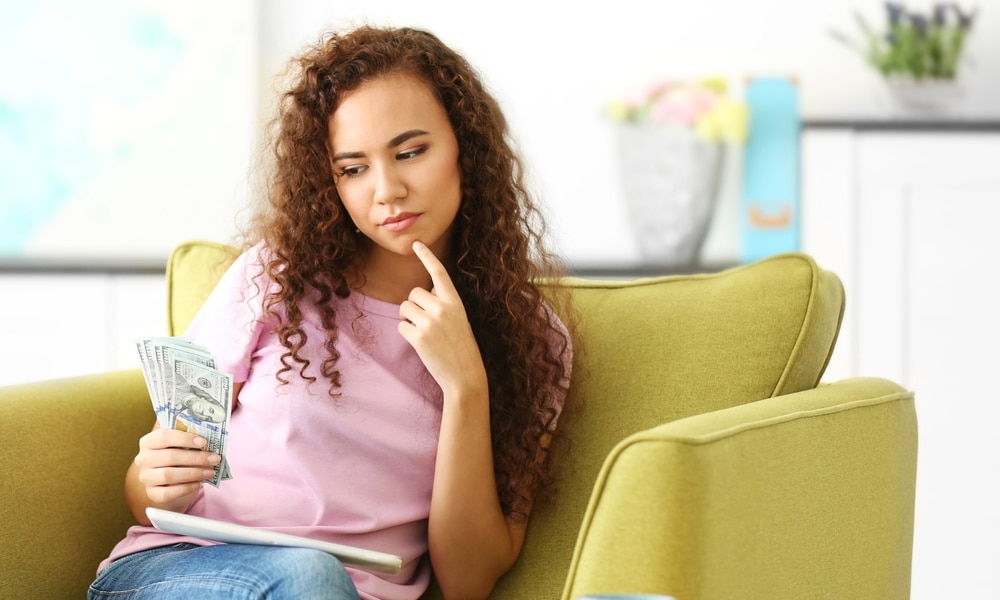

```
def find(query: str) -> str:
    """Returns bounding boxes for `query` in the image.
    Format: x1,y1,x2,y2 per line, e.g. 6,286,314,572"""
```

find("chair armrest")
0,370,152,599
561,377,917,600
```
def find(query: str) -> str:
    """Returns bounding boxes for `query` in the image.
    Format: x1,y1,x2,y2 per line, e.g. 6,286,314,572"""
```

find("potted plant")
831,2,977,108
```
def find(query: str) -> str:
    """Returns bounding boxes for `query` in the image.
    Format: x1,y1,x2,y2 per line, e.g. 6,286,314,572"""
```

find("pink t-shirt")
98,243,571,600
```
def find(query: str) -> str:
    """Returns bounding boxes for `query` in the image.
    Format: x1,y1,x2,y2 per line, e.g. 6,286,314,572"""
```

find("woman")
90,25,572,600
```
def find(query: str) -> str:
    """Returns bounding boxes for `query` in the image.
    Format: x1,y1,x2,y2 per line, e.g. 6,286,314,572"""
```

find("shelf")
567,261,739,279
803,119,1000,132
0,258,167,275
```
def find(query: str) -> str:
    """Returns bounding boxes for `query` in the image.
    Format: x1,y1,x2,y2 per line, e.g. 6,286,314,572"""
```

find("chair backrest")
166,241,845,599
166,240,241,336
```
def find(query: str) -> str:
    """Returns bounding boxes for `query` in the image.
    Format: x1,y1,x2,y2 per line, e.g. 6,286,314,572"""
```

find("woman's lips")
381,212,420,233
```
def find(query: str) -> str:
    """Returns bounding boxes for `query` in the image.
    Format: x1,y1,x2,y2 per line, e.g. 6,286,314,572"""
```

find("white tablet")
146,507,403,575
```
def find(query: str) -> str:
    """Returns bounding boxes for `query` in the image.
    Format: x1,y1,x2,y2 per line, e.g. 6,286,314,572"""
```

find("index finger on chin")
411,241,457,297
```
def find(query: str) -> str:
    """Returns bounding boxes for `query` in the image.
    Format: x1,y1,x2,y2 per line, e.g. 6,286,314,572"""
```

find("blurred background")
2,0,998,267
1,1,998,598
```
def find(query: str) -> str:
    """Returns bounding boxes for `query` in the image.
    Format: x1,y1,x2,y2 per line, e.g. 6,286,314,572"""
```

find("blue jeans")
88,543,361,599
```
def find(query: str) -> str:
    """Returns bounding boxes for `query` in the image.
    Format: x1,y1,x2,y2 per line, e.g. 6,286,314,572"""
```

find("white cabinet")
0,273,166,386
802,125,1000,600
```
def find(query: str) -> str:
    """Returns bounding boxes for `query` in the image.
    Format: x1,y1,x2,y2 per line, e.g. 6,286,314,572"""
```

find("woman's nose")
373,166,406,205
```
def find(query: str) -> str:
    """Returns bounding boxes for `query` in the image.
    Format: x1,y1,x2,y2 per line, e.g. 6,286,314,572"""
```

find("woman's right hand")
127,423,221,519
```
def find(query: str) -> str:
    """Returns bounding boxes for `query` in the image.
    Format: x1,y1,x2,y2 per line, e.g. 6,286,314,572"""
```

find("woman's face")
328,73,462,262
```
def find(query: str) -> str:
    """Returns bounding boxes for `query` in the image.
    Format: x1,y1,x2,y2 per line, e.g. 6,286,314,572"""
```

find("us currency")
138,337,212,428
135,337,234,486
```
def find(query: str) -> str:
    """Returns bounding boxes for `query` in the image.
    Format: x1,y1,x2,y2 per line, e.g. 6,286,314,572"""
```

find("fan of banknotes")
135,337,233,486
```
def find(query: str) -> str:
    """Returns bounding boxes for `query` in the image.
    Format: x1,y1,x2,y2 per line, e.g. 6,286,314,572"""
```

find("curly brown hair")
243,25,573,521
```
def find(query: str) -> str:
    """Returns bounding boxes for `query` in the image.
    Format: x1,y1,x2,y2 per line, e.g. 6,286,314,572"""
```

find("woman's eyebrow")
331,129,430,163
387,129,429,148
331,150,364,162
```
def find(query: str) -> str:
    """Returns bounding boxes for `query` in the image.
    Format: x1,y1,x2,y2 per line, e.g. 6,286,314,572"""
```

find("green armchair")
0,240,917,600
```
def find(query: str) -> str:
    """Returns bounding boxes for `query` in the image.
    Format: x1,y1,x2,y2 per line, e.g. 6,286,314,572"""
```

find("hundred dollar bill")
135,336,233,486
137,337,214,428
157,339,216,427
169,357,233,486
135,340,162,421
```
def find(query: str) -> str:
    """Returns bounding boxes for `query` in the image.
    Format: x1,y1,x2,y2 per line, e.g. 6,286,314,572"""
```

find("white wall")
255,0,1000,265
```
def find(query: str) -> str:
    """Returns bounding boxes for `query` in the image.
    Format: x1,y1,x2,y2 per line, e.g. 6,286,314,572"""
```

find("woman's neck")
354,249,435,305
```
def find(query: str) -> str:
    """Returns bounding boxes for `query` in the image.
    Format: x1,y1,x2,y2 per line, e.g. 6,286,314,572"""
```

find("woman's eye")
397,146,427,161
339,165,366,178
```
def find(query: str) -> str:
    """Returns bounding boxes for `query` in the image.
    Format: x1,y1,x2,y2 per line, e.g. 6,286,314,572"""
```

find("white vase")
614,123,723,267
885,77,962,112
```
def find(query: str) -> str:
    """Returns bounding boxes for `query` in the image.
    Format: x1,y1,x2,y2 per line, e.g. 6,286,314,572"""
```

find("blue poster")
740,77,800,263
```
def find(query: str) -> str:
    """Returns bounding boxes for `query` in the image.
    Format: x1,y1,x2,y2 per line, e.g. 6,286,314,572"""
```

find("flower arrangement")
604,78,749,143
831,2,977,81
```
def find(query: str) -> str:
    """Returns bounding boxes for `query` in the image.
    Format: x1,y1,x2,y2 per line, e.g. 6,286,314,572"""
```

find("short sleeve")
182,243,273,383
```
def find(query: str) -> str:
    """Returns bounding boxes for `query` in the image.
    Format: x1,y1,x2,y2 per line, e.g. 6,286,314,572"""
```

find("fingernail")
202,470,215,478
207,454,221,465
192,437,207,448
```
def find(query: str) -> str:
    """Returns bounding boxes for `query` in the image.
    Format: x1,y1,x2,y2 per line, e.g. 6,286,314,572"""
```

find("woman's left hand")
398,241,488,399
